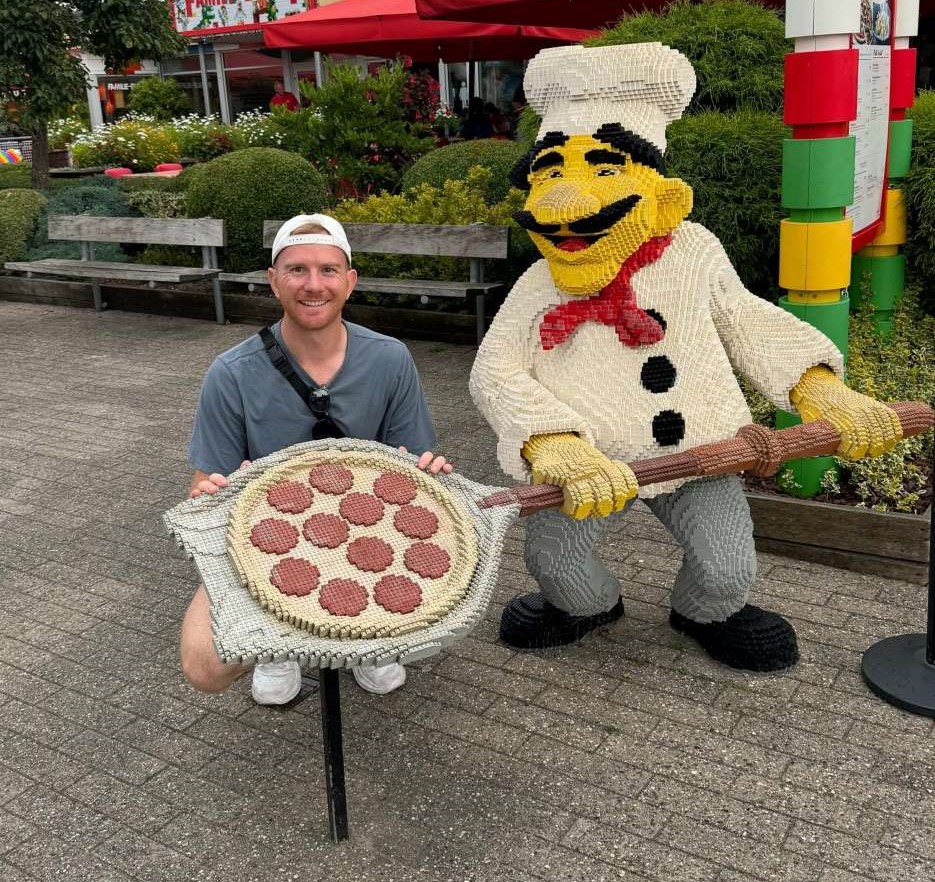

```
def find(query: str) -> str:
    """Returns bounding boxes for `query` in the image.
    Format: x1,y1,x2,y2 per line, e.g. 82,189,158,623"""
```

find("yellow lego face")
517,134,692,295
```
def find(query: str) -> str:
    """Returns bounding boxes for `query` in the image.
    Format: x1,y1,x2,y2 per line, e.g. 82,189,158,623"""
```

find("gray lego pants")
524,475,756,624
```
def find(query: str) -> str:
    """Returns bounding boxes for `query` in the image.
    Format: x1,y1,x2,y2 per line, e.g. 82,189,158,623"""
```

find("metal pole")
198,43,212,117
319,668,349,841
314,51,325,88
215,49,231,124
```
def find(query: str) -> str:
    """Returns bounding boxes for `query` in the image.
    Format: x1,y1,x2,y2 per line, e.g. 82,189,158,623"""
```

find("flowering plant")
69,116,180,170
48,116,89,150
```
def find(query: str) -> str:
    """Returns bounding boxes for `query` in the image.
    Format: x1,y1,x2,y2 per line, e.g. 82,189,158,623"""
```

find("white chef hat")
524,42,696,156
271,213,353,265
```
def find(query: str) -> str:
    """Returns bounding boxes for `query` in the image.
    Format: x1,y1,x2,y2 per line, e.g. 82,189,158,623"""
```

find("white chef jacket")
470,221,845,498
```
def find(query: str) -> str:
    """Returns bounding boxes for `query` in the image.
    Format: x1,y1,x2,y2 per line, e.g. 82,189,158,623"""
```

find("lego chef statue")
469,43,902,671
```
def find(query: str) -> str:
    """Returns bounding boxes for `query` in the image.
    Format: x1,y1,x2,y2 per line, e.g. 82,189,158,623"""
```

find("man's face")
518,134,691,295
268,243,357,333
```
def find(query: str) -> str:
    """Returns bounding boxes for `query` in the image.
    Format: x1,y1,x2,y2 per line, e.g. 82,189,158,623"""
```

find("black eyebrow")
530,151,564,173
585,149,628,166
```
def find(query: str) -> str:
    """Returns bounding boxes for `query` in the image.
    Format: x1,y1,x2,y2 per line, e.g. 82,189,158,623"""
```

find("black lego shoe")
669,604,799,672
500,592,624,649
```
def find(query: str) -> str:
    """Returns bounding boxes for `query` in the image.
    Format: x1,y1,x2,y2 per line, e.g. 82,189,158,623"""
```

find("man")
270,80,299,112
470,44,901,671
180,213,451,702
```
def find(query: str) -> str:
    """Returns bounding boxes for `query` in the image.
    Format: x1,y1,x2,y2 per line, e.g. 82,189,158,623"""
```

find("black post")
861,441,935,716
319,668,349,841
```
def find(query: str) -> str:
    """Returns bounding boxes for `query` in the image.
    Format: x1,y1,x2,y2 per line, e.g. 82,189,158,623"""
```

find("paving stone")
58,729,168,785
6,785,121,848
4,834,136,882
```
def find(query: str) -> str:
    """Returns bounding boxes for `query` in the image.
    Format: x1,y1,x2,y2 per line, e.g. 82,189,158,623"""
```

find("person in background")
486,102,511,139
270,80,299,112
461,96,493,140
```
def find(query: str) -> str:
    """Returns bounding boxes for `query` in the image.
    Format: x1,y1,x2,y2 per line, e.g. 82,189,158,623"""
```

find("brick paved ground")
0,301,933,882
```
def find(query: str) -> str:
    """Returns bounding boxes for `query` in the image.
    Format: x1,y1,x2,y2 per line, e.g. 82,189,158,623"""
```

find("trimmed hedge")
401,139,526,204
0,189,47,264
905,91,935,315
667,110,786,299
185,148,330,273
23,178,135,262
588,0,788,113
0,163,32,190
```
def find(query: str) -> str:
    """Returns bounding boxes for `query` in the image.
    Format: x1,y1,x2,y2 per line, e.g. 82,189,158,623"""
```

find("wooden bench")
218,222,510,344
5,216,228,324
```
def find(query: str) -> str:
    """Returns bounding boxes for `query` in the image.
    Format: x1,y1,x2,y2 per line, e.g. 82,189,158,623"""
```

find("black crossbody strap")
258,326,314,411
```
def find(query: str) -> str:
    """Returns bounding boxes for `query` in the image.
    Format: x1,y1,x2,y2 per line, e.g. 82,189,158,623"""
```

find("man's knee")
180,585,246,693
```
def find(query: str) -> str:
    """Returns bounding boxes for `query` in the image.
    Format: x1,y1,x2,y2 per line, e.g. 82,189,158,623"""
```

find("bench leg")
211,278,225,325
92,283,104,312
319,668,349,841
475,293,486,346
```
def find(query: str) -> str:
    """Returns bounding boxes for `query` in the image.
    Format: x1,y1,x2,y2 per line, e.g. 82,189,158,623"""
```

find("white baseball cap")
271,213,353,265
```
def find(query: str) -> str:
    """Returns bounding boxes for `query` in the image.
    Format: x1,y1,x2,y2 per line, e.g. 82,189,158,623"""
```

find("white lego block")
793,34,852,53
894,0,919,37
786,0,860,38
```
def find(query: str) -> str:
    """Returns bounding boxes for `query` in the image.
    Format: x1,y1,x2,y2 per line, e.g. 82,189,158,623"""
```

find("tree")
0,0,186,189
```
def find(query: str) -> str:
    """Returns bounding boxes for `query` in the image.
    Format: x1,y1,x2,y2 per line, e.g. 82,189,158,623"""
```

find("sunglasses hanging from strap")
258,327,344,439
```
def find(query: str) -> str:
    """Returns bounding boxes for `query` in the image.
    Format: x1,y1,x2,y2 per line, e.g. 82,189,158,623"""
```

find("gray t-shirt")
188,321,437,475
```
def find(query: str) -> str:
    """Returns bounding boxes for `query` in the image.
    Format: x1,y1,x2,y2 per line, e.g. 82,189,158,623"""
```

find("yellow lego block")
871,189,907,247
779,219,852,291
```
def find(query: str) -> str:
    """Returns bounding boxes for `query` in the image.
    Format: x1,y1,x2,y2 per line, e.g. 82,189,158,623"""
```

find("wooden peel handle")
478,401,935,517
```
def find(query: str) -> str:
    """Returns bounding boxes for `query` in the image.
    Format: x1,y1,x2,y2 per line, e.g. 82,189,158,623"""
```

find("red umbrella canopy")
263,0,597,62
415,0,784,29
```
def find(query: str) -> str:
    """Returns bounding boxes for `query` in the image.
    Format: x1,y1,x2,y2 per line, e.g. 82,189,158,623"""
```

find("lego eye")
547,169,562,178
596,168,618,177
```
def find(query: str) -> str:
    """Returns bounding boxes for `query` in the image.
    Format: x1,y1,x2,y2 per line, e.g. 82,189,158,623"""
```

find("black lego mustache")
513,194,642,237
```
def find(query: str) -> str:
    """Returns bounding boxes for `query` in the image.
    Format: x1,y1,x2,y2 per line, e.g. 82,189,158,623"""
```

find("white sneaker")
352,662,406,694
251,660,302,705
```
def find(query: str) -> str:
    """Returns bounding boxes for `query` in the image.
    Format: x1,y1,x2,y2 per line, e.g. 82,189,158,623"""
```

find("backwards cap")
525,42,696,154
271,213,353,265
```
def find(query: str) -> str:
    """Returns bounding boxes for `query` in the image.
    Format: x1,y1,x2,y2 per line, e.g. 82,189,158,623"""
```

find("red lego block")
784,50,858,126
890,48,917,111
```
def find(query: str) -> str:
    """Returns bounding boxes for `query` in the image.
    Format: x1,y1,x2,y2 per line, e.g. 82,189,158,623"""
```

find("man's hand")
189,460,251,498
522,432,638,519
789,366,902,460
399,447,454,475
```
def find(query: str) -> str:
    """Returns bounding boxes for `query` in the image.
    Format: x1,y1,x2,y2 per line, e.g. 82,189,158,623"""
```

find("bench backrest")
48,215,226,248
262,221,509,259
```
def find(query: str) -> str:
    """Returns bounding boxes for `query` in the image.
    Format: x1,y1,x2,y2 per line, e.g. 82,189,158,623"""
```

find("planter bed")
1,273,930,584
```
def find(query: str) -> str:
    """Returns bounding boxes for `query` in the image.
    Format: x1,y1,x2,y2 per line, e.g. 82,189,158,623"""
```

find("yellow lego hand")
789,366,903,460
522,432,638,519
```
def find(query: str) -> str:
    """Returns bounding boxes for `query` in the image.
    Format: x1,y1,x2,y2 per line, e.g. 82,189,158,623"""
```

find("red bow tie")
539,235,672,350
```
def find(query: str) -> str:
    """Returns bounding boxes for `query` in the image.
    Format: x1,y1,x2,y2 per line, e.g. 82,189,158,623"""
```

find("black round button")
641,355,676,393
652,410,685,446
644,308,667,332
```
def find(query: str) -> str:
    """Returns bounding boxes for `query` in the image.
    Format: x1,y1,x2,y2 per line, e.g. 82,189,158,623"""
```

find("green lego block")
887,119,913,181
782,137,856,210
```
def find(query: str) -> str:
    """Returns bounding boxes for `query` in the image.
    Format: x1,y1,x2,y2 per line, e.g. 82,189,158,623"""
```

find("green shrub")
128,77,190,120
124,189,188,218
401,140,526,204
185,147,330,273
118,173,179,193
0,162,32,189
137,244,199,267
291,60,436,196
170,114,244,161
332,167,535,309
904,91,935,315
0,189,47,263
70,118,181,171
588,0,788,113
23,178,134,262
667,110,786,299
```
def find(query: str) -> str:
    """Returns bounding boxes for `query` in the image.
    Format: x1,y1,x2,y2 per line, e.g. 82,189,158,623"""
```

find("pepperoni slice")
393,504,438,540
339,492,384,526
270,558,319,597
373,471,417,505
303,513,349,549
404,542,450,579
319,578,368,617
250,518,299,555
266,480,313,514
374,575,422,614
309,463,354,495
346,536,393,573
